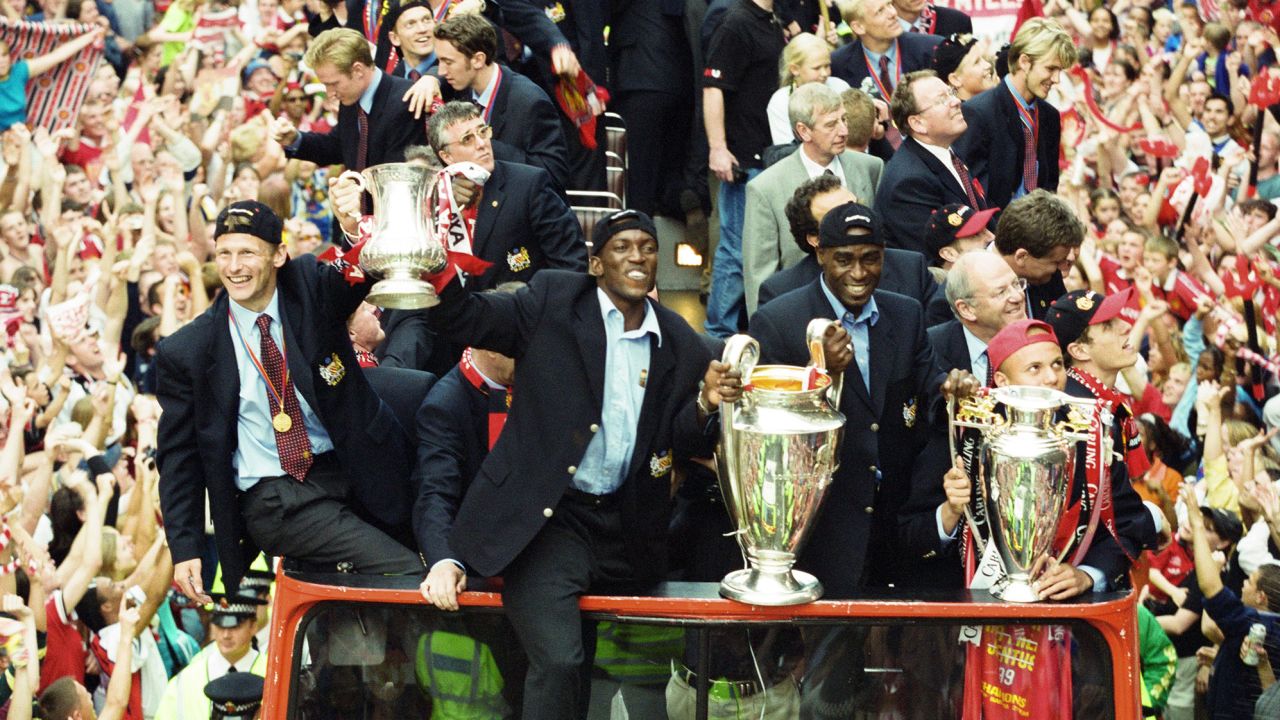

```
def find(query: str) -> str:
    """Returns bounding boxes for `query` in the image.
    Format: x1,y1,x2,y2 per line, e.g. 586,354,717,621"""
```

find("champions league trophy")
343,163,447,309
949,387,1101,602
716,320,847,605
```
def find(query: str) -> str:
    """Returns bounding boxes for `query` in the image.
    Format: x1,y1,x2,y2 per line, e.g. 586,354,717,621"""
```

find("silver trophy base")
720,568,823,606
366,277,440,309
991,578,1041,603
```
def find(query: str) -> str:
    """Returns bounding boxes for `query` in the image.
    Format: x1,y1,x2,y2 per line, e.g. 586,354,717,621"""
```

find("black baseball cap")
817,202,882,248
931,33,978,80
1043,287,1139,353
924,203,998,258
589,209,657,255
215,201,283,245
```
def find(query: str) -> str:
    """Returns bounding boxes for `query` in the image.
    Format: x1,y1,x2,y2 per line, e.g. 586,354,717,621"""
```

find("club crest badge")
948,212,963,227
650,450,672,478
902,397,918,428
545,2,565,22
507,246,531,273
319,354,346,386
1075,295,1095,311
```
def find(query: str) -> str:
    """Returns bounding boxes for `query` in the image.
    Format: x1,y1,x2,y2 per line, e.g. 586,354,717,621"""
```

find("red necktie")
951,150,980,209
256,315,313,480
356,107,369,171
1021,123,1038,192
409,69,421,81
879,56,902,149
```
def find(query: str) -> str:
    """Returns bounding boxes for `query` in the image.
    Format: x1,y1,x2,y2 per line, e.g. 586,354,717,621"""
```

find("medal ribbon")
459,348,511,450
434,0,453,21
479,66,503,124
916,5,936,33
863,40,900,102
227,309,291,418
1008,85,1039,142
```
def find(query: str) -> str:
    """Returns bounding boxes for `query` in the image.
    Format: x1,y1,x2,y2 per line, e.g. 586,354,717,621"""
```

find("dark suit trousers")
501,491,635,720
240,454,424,575
613,90,691,217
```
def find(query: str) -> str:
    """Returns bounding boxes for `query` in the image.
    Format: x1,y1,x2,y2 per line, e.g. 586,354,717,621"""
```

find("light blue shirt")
819,276,879,393
962,326,989,384
862,42,899,97
1003,74,1037,200
572,289,661,495
472,65,501,112
228,291,333,491
359,69,383,114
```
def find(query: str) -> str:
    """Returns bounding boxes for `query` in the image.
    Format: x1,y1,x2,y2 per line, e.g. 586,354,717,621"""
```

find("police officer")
155,594,269,720
204,672,264,720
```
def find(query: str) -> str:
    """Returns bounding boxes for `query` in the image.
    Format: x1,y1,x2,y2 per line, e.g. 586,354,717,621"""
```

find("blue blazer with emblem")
426,270,716,580
748,282,935,595
831,33,942,96
469,160,587,291
156,256,415,593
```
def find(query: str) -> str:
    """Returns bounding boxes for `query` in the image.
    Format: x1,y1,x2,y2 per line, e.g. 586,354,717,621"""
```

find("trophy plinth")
365,271,440,309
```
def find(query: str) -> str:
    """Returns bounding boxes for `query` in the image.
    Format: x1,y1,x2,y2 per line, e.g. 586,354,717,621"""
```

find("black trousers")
613,90,692,218
241,454,424,575
501,491,636,720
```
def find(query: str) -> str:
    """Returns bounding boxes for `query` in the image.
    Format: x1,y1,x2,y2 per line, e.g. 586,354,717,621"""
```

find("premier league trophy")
342,163,448,308
950,387,1101,602
716,320,846,605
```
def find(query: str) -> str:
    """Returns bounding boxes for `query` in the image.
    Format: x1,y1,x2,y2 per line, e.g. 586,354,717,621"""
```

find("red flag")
554,69,609,150
1191,157,1214,196
0,20,105,133
1250,68,1280,108
1011,0,1045,40
1137,136,1179,159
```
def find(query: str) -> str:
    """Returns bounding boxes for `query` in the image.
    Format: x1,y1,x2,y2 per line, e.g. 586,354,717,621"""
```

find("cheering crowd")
2,0,1280,717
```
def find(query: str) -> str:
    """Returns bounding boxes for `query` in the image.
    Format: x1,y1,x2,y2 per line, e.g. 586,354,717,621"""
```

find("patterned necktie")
1021,122,1038,192
879,56,902,149
255,315,313,481
982,350,994,387
356,107,370,171
950,150,980,209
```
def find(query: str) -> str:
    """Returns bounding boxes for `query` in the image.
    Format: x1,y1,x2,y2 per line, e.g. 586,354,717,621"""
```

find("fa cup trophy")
342,163,448,309
716,320,846,606
950,387,1102,602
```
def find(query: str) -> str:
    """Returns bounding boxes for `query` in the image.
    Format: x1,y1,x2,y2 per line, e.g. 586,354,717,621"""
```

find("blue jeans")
705,168,760,337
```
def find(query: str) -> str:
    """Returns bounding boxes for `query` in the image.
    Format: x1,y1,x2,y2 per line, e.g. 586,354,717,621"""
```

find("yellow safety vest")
415,630,507,719
154,644,267,720
593,622,685,686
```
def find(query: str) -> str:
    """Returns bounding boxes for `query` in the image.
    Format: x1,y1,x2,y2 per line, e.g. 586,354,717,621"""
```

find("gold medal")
272,412,292,433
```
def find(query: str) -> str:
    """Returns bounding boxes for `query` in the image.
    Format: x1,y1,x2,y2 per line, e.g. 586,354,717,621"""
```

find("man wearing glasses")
426,101,585,291
928,249,1027,384
873,70,988,256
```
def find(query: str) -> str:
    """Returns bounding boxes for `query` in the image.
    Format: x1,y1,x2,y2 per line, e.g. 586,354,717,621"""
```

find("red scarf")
459,348,511,450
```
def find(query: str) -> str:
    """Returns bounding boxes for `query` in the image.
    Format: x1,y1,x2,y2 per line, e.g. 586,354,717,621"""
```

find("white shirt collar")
473,65,502,109
208,647,260,678
913,138,966,192
797,147,845,184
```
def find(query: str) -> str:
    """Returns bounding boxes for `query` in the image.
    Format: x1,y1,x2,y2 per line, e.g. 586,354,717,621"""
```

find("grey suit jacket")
742,148,883,313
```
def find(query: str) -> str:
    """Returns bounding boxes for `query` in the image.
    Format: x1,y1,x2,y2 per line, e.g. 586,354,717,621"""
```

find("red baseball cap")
987,319,1061,374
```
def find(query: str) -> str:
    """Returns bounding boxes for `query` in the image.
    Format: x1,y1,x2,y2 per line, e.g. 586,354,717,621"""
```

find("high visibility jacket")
415,630,507,719
154,644,267,720
593,623,685,686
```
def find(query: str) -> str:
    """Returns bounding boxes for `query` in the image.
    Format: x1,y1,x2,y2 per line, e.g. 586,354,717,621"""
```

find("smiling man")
954,18,1074,209
385,0,437,80
874,70,987,255
156,200,424,603
422,209,733,719
749,201,936,594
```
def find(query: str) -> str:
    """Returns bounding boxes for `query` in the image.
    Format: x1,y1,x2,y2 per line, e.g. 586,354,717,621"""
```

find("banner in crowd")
0,20,104,134
938,0,1020,42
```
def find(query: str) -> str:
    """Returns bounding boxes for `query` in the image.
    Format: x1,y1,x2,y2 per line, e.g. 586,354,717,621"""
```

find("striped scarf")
0,19,104,133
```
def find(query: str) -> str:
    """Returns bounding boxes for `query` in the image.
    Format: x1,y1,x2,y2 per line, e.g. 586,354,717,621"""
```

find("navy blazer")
927,319,972,375
953,82,1061,211
757,249,943,311
470,160,587,290
926,6,972,36
895,424,966,590
489,66,571,190
413,366,492,567
874,137,983,255
831,33,942,96
156,256,414,593
426,270,715,580
289,73,426,170
749,282,934,595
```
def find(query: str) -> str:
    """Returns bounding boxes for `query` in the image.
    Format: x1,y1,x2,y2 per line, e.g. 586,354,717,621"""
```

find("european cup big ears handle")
805,319,844,408
718,334,759,517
